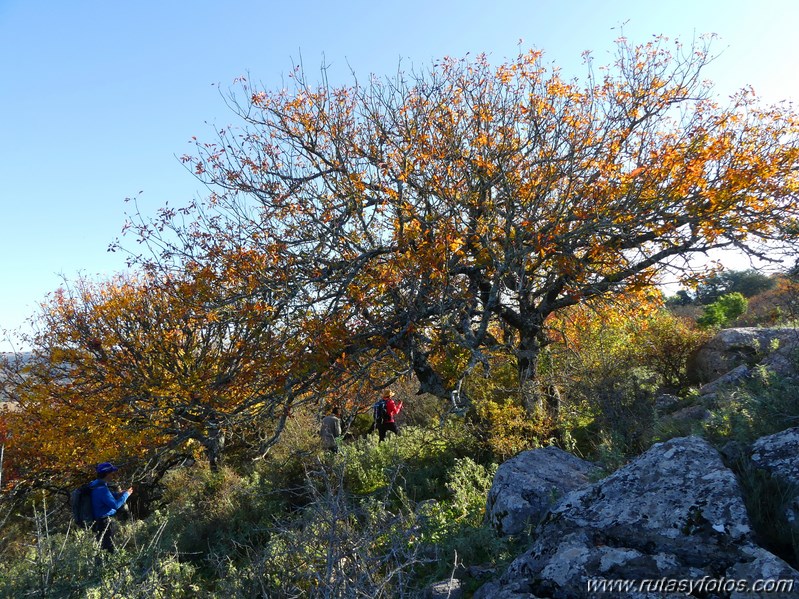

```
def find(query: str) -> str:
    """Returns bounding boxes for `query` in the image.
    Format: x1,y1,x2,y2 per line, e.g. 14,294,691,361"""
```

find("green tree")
697,292,749,328
665,289,694,307
696,269,776,304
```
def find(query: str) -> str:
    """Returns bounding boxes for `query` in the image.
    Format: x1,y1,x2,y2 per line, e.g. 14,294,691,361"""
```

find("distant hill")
0,352,31,404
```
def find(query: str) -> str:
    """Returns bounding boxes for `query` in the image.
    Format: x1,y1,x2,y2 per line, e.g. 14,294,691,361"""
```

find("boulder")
698,364,751,397
654,394,680,413
473,580,540,599
727,545,799,599
479,436,799,598
486,446,600,537
750,427,799,526
667,404,712,423
424,578,463,599
688,327,799,384
750,427,799,482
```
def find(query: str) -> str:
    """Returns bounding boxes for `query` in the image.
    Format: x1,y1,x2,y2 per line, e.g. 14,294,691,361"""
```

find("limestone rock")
486,446,600,537
689,327,799,384
750,427,799,527
698,364,751,397
478,437,799,598
424,578,463,599
727,545,799,599
751,427,799,482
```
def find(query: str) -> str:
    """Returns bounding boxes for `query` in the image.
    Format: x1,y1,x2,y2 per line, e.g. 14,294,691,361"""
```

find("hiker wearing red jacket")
378,390,403,441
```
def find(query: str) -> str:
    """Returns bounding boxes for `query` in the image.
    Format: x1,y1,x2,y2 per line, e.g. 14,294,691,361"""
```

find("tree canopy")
695,269,777,304
6,35,799,490
6,269,329,482
115,35,799,414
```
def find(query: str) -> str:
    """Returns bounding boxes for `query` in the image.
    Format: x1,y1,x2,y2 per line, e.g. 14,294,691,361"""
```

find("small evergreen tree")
697,292,748,328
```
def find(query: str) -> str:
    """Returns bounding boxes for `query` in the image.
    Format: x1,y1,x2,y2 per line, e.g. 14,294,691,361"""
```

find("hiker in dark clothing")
378,390,403,442
320,407,342,453
89,462,133,553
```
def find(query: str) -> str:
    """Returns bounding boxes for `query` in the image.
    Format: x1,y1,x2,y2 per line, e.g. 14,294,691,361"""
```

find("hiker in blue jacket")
90,462,133,553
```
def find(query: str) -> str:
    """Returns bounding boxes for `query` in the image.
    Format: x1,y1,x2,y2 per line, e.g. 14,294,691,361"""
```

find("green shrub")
462,355,559,460
470,396,548,461
653,408,707,444
414,458,504,566
341,423,482,502
211,460,426,598
0,503,203,599
731,457,799,566
697,292,748,328
153,462,284,563
84,554,201,599
635,310,711,391
703,366,799,445
0,527,100,598
569,370,658,465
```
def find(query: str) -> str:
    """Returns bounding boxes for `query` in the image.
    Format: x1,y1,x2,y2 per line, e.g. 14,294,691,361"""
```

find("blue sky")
2,0,798,350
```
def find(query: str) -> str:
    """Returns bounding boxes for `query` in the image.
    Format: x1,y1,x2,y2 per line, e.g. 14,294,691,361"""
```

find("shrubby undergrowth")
3,274,799,596
0,422,514,598
703,366,799,445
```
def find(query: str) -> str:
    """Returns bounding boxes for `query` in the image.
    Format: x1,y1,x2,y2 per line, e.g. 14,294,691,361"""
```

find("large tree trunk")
398,334,453,399
518,327,543,414
517,327,559,419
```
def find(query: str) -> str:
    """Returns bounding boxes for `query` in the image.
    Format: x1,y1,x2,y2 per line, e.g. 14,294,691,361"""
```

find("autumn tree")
0,406,15,490
5,264,344,490
126,36,799,413
734,273,799,326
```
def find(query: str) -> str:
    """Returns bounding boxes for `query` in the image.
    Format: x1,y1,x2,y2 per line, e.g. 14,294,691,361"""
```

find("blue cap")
96,462,119,475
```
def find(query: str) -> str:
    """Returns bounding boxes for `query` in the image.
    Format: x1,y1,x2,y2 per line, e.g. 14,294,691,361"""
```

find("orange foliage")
6,268,330,485
735,275,799,326
116,36,799,416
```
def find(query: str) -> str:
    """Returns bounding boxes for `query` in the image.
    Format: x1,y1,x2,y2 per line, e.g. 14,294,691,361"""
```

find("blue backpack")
373,399,388,426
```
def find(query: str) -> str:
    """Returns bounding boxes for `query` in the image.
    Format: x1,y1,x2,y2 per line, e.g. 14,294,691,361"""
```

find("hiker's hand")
126,487,134,496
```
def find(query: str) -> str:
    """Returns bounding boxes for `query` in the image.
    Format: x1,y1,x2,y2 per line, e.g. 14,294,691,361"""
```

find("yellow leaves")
496,64,514,85
448,237,464,253
470,155,496,176
347,172,367,194
249,301,275,316
544,76,574,99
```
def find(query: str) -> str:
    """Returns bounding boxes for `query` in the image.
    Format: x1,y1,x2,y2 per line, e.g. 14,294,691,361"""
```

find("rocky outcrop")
688,327,799,385
654,394,680,413
486,446,600,537
750,427,799,482
697,364,751,397
477,436,799,598
423,579,462,599
750,427,799,527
